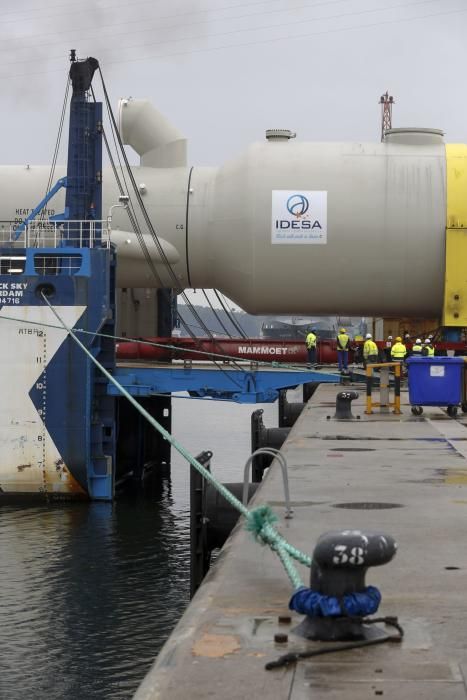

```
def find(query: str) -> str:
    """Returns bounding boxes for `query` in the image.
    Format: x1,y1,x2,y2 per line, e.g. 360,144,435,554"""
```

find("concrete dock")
134,383,467,699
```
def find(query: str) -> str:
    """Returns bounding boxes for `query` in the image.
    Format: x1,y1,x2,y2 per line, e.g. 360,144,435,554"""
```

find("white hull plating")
0,306,87,497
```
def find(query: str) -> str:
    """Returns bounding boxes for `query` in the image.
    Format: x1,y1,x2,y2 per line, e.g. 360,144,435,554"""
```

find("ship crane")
1,55,467,502
0,54,116,500
0,54,345,501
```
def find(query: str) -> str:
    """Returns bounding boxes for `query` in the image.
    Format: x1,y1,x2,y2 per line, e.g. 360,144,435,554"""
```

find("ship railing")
0,220,111,249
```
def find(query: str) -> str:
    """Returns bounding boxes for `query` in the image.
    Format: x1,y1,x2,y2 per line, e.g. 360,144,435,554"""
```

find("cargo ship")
261,317,333,340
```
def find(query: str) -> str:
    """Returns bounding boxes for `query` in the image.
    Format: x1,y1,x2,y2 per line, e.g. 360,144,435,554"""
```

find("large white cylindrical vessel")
0,121,452,317
188,136,446,316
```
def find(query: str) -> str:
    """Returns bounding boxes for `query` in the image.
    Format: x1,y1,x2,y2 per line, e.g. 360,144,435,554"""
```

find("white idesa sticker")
271,190,327,244
430,366,445,377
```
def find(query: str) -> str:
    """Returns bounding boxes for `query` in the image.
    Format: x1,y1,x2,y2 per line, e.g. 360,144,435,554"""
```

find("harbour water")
0,396,276,700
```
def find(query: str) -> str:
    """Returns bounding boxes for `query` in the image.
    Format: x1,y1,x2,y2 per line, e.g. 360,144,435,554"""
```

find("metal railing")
0,221,111,249
243,448,293,519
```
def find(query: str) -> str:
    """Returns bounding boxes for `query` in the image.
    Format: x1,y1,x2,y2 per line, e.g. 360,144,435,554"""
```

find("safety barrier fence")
365,362,401,415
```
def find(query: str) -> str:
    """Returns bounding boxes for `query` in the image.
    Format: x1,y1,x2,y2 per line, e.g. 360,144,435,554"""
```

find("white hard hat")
388,335,392,339
416,338,421,344
424,338,430,344
366,333,372,339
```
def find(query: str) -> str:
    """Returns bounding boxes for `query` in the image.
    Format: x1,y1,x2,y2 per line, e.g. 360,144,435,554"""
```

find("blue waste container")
407,357,464,407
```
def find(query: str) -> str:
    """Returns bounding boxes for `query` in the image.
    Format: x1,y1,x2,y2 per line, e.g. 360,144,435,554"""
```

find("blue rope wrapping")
289,585,381,617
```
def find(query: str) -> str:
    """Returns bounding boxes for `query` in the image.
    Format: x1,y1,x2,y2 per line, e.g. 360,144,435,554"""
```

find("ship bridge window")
0,256,26,274
34,254,82,275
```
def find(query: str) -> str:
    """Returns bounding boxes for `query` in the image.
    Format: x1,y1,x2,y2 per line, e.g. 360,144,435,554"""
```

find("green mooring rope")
0,312,311,373
41,295,311,589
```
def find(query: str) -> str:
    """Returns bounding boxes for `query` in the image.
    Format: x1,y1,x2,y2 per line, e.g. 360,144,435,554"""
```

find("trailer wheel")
462,402,467,414
411,406,423,416
447,405,458,418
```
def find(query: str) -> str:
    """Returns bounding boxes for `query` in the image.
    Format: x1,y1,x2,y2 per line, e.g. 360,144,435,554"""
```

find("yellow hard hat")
340,328,346,333
396,336,402,342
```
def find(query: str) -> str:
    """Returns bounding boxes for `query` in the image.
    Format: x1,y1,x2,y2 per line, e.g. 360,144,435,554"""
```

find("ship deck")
134,383,467,699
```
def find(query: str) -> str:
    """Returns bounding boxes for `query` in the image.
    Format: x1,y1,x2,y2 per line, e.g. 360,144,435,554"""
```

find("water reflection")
0,480,189,700
0,397,277,699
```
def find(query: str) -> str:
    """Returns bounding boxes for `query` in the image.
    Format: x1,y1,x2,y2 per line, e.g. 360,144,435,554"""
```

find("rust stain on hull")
44,462,88,498
17,464,32,472
1,462,88,499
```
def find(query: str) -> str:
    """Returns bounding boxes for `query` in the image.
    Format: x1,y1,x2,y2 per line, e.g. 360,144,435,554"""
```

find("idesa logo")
286,194,309,217
275,193,323,230
271,190,327,244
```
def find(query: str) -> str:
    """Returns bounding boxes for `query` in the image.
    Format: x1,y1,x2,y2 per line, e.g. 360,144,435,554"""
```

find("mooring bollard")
334,390,359,419
291,529,397,641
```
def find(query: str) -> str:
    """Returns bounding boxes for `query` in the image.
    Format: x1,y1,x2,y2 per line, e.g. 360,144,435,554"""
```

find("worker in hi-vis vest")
411,338,423,356
363,333,379,367
305,329,318,366
336,328,350,371
422,339,435,356
390,336,407,362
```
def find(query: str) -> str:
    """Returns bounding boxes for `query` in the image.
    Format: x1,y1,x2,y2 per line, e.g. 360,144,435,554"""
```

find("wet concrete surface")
134,385,467,699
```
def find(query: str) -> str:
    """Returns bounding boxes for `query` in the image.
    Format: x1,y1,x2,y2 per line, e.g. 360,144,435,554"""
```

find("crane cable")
201,290,233,338
97,69,249,368
97,67,246,347
99,104,197,341
96,71,248,349
40,73,70,221
33,72,71,250
96,82,200,342
96,70,247,387
98,67,218,339
100,113,244,386
214,289,248,339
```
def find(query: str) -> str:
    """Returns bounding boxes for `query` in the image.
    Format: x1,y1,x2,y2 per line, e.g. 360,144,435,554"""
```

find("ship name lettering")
0,282,27,290
238,345,285,355
0,290,24,297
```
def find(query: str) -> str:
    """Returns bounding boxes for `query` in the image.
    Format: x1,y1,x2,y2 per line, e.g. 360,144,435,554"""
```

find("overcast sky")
0,0,466,167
